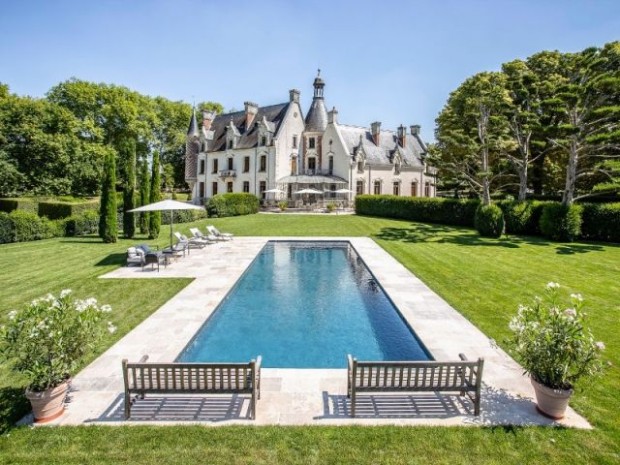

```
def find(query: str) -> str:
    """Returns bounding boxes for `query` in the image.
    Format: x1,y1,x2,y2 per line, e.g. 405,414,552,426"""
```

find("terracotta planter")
531,377,573,420
25,380,70,423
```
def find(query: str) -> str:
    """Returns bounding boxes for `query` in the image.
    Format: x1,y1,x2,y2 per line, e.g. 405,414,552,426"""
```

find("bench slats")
348,355,484,417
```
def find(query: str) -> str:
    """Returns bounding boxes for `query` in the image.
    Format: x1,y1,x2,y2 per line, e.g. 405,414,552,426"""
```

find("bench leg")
250,392,256,420
351,391,356,417
124,391,131,419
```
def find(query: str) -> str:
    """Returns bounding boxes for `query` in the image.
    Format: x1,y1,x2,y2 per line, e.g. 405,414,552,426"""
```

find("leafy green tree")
121,138,137,238
98,150,118,243
546,42,620,205
434,72,512,205
148,151,161,239
138,155,150,234
198,101,223,115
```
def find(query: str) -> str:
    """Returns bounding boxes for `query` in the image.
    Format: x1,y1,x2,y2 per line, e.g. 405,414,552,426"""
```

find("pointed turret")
305,69,328,132
187,107,199,137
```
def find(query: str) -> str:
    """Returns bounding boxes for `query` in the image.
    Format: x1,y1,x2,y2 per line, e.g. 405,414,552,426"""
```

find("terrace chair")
189,227,217,244
206,225,234,241
135,244,165,271
126,247,145,267
174,231,208,249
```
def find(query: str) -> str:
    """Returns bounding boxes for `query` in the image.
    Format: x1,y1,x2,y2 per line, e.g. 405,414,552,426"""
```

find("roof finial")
317,68,321,77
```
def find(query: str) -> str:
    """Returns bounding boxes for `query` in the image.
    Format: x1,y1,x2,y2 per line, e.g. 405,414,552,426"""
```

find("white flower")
546,282,560,290
100,304,112,313
75,300,87,312
563,308,577,318
107,322,117,334
84,297,98,307
595,341,605,351
8,310,17,320
60,289,72,298
570,293,583,302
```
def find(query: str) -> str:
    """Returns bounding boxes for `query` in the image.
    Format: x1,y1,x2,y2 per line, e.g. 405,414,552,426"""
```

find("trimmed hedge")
64,210,100,237
206,193,260,218
475,204,505,238
354,195,618,244
0,198,38,214
355,195,480,227
581,203,620,243
162,209,208,224
38,199,99,220
539,203,583,242
0,210,64,243
498,200,547,236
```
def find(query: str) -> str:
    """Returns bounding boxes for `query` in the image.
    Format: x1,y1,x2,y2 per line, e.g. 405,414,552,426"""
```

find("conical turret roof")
187,107,199,136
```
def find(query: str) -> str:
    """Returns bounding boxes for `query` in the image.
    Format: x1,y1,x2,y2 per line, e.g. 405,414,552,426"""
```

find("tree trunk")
562,137,578,206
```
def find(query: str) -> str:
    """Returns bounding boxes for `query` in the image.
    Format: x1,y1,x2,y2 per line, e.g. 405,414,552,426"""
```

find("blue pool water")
177,241,430,368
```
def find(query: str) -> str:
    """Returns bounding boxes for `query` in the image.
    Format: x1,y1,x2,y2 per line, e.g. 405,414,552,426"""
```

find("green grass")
0,214,619,464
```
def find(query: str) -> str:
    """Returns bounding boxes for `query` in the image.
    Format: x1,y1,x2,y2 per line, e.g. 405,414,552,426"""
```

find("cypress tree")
139,155,150,234
122,137,137,238
148,151,161,239
98,150,118,243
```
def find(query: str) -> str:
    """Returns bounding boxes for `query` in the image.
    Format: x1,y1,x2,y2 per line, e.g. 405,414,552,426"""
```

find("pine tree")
98,150,118,243
122,137,137,238
148,151,161,239
139,155,150,234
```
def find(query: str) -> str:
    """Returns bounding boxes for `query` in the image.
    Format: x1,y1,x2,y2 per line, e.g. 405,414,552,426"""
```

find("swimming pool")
177,241,430,368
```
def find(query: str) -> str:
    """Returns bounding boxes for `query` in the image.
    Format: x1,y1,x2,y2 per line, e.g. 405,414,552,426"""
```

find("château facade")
185,73,436,204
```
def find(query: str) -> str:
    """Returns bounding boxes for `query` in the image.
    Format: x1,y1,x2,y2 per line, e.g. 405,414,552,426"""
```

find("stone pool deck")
35,237,590,428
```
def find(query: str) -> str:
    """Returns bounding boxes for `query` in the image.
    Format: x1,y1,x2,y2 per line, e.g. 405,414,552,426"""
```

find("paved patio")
34,237,590,427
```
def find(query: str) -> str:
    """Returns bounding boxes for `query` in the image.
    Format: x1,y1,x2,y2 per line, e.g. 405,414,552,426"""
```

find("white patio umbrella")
264,188,285,193
293,188,324,195
334,188,353,193
128,199,205,248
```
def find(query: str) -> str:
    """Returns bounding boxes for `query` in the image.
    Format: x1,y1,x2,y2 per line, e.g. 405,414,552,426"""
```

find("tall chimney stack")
328,106,338,124
397,124,406,147
371,121,381,146
244,101,259,128
410,124,420,136
289,89,300,103
202,111,216,130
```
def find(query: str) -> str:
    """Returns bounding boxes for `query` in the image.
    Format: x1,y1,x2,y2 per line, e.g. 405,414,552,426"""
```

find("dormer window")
309,137,316,149
293,135,298,149
357,160,364,173
261,135,267,146
228,140,233,150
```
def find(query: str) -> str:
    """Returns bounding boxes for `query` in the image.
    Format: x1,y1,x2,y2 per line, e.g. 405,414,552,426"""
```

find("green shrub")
3,211,63,242
161,209,208,224
499,200,547,236
38,199,99,220
581,203,620,243
0,198,38,214
475,204,505,238
64,210,100,237
355,195,479,227
206,193,259,217
99,151,118,243
540,203,583,242
0,212,12,243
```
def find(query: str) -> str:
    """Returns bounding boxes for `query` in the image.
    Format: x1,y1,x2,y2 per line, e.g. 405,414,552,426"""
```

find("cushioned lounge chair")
206,225,233,241
174,231,207,249
189,227,217,243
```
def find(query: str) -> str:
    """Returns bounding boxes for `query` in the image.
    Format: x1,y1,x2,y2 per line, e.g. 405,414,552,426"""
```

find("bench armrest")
459,353,468,361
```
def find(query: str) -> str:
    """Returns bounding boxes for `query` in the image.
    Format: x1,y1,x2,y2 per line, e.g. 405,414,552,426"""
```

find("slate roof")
305,97,328,132
187,108,199,137
206,103,290,152
338,125,427,168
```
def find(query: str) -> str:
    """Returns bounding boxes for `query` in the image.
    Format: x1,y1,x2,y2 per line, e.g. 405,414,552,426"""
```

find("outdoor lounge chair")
126,247,145,267
174,231,207,249
189,227,217,243
206,225,233,241
133,244,165,271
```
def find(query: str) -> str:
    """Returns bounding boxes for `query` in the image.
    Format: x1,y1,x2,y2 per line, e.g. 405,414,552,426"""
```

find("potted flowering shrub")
509,282,605,419
0,290,115,423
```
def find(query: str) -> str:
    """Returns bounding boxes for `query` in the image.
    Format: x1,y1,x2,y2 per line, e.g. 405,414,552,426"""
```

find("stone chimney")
328,106,338,124
397,124,407,147
371,121,381,146
410,124,420,136
289,89,300,103
244,101,259,128
202,111,216,130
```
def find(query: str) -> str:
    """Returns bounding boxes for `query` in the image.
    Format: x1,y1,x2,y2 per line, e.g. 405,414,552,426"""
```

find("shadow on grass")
555,244,606,255
94,253,127,267
0,386,29,433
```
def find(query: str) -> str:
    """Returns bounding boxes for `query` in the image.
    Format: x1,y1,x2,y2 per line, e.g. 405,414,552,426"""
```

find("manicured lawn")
0,214,619,464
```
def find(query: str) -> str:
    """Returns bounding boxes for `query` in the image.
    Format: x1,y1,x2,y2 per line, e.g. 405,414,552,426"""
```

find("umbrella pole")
169,211,174,249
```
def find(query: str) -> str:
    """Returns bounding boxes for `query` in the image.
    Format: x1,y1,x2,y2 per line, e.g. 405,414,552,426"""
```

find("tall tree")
148,151,161,239
434,72,513,204
121,137,137,238
546,43,620,205
138,155,150,234
98,149,118,243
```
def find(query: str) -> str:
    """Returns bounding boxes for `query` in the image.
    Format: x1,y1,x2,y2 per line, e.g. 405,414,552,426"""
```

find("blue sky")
1,0,619,141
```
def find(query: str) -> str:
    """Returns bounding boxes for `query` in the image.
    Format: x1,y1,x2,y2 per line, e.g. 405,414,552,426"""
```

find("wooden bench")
347,354,484,416
122,355,262,420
